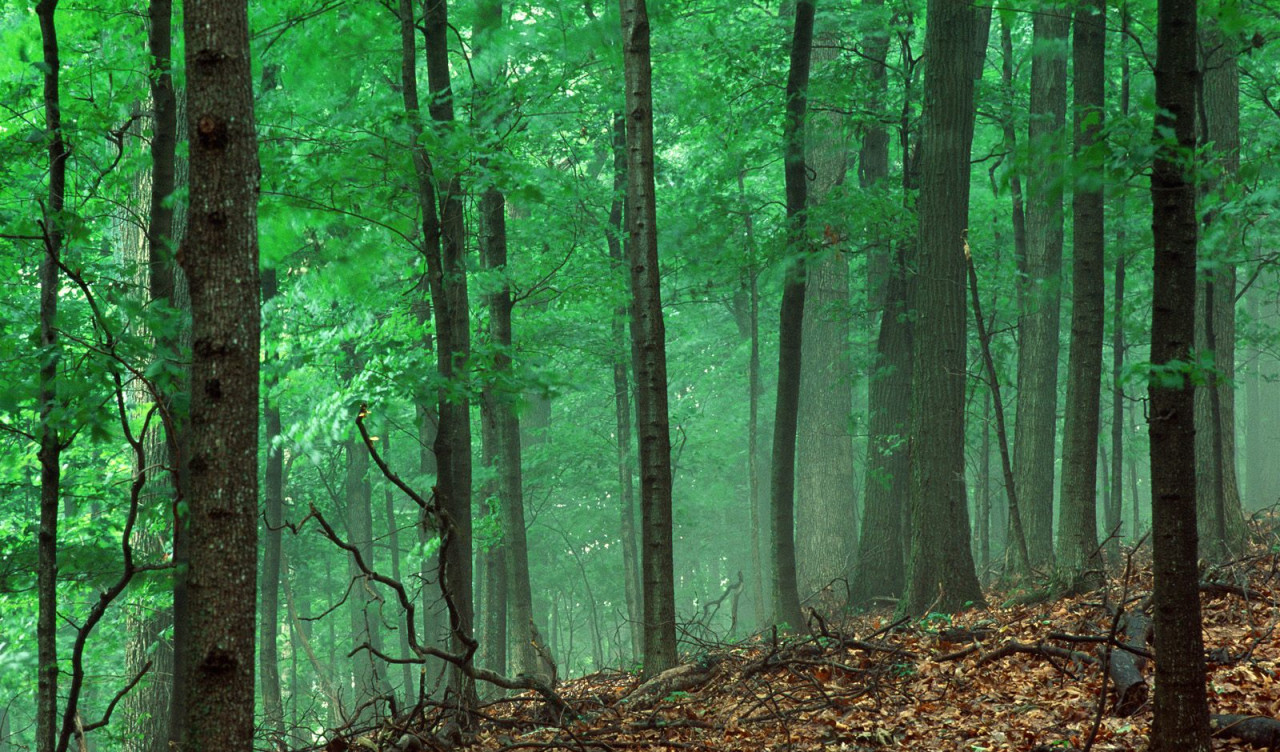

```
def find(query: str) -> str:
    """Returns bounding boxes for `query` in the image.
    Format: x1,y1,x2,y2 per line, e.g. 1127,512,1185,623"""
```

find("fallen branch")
1211,714,1280,748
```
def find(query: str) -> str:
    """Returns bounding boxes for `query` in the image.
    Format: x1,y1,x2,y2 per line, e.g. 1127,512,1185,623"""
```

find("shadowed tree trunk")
769,0,815,633
620,0,678,676
260,268,286,749
900,0,986,617
174,0,260,746
1055,0,1105,594
1147,0,1210,748
34,3,66,750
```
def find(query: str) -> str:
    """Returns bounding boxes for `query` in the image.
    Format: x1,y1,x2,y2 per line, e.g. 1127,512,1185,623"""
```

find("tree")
1013,1,1069,571
1055,0,1105,593
1195,0,1247,559
795,8,857,602
619,0,678,676
34,3,66,751
900,0,985,617
1147,0,1211,747
769,0,815,633
174,0,260,748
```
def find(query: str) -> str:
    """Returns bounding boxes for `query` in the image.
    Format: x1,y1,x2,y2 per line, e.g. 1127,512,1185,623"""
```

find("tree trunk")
619,0,678,676
34,4,66,750
1195,7,1247,559
900,0,986,616
260,268,286,749
608,113,645,662
796,15,856,602
1147,0,1211,747
176,0,260,746
1055,0,1105,594
345,420,386,720
1013,3,1068,571
769,0,815,633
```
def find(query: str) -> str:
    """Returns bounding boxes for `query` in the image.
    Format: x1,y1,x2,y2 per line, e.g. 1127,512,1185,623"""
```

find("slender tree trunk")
176,0,260,747
34,4,66,750
1055,0,1106,594
1147,0,1210,747
608,114,645,662
345,420,385,720
769,0,815,633
900,0,986,616
1013,2,1069,570
619,0,678,676
260,269,286,749
378,433,415,705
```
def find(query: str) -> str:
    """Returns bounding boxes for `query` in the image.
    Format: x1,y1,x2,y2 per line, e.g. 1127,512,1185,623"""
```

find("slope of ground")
332,531,1280,751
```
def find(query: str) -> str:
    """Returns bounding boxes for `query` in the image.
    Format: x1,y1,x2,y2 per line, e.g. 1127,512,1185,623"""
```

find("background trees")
0,0,1276,747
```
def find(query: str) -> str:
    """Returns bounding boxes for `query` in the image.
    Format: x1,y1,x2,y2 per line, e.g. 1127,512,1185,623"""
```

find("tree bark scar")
196,114,228,149
201,647,237,675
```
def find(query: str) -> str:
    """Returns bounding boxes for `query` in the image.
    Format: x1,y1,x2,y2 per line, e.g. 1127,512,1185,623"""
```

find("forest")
2,0,1279,749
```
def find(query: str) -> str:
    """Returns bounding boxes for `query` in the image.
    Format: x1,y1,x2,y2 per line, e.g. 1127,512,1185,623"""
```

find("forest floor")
338,525,1280,752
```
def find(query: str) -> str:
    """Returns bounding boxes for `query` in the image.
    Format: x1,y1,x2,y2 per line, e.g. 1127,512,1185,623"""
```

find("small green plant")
664,690,691,702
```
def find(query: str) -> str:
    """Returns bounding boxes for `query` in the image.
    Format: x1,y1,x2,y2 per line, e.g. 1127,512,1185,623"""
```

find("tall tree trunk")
1195,5,1247,559
345,419,385,720
1115,3,1133,543
176,0,260,747
619,0,678,676
1147,0,1210,747
769,0,815,633
608,113,644,662
1055,0,1105,594
900,0,986,617
1013,2,1068,570
260,268,286,749
34,3,66,750
853,1,911,604
796,14,856,602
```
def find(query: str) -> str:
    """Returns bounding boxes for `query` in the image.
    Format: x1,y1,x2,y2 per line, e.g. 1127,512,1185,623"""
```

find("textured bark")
1055,0,1106,594
620,0,678,676
608,113,644,662
795,17,856,601
1013,3,1068,570
34,4,65,750
859,0,890,308
900,0,985,616
1195,10,1247,559
260,269,286,749
1147,0,1211,748
769,0,815,633
176,0,260,746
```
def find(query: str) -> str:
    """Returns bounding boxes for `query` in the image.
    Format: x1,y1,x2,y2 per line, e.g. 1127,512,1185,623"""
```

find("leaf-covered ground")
337,534,1280,752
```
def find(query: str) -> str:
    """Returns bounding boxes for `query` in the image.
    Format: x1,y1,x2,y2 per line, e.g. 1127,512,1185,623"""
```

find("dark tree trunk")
34,3,66,751
1147,0,1211,748
619,0,678,676
768,0,815,633
608,113,644,662
1055,0,1106,594
345,419,385,719
1013,4,1068,571
176,0,260,747
900,0,985,616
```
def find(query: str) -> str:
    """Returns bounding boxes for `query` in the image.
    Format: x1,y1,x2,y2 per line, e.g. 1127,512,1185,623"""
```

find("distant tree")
619,0,678,676
1055,0,1105,594
769,0,814,633
174,0,260,748
900,0,986,617
1147,0,1211,748
1195,1,1247,559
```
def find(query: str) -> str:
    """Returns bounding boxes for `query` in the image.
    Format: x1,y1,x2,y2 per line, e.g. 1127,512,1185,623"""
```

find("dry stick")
965,236,1032,573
